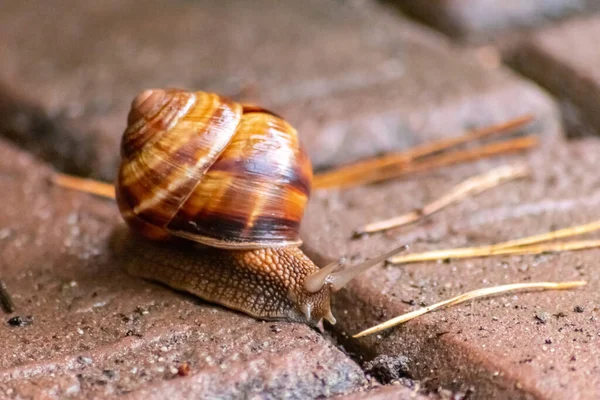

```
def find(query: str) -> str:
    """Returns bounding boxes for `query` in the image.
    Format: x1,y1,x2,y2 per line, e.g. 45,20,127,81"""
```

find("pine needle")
313,136,537,189
51,137,537,197
353,280,586,338
52,116,536,196
355,163,530,236
490,219,600,250
313,114,533,189
51,173,115,199
388,240,600,264
388,219,600,264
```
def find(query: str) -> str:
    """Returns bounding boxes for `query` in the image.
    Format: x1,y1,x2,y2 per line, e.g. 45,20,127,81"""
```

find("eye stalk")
304,245,409,293
303,258,346,293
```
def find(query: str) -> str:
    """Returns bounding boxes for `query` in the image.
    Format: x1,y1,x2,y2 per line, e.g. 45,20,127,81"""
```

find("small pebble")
7,315,33,327
103,370,116,379
77,356,92,365
178,362,191,376
534,311,548,324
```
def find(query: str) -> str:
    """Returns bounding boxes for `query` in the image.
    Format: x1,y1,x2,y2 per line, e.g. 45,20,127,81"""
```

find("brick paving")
302,140,600,398
0,142,365,399
507,16,600,138
0,0,559,180
394,0,600,40
1,0,600,399
335,384,431,400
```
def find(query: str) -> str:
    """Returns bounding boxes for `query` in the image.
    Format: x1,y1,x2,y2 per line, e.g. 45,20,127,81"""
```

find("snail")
114,88,405,326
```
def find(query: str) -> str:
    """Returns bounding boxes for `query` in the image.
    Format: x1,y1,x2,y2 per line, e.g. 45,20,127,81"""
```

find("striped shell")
116,89,312,249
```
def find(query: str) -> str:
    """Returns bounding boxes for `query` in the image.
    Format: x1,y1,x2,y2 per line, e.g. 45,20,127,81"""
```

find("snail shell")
116,89,313,249
114,88,354,325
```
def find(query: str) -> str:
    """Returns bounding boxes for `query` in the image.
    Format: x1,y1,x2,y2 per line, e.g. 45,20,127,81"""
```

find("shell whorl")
116,89,312,249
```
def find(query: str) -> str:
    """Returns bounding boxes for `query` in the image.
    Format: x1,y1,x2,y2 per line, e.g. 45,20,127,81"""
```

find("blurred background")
0,0,598,179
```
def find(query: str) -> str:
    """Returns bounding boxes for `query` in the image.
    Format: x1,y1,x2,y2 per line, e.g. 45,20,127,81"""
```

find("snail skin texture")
115,89,402,325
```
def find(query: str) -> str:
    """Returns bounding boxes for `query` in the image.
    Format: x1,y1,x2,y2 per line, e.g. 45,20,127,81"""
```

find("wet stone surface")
302,138,600,399
507,16,600,138
0,0,560,179
0,140,366,399
393,0,600,41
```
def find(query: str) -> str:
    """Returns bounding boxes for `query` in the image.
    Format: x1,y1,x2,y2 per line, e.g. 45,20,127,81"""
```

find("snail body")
115,89,401,325
116,232,334,323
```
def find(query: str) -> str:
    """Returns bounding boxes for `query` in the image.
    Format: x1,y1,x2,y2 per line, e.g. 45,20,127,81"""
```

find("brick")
507,16,600,137
393,0,600,40
0,140,366,398
0,0,560,179
301,139,600,398
334,384,432,400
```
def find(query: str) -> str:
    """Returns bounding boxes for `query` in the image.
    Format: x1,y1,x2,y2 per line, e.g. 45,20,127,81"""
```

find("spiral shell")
116,89,312,249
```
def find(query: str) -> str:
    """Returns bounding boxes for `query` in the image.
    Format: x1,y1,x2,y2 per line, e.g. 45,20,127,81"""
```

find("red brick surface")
302,139,600,399
2,1,600,398
335,384,432,400
0,0,560,179
0,141,366,399
394,0,600,40
508,16,600,137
